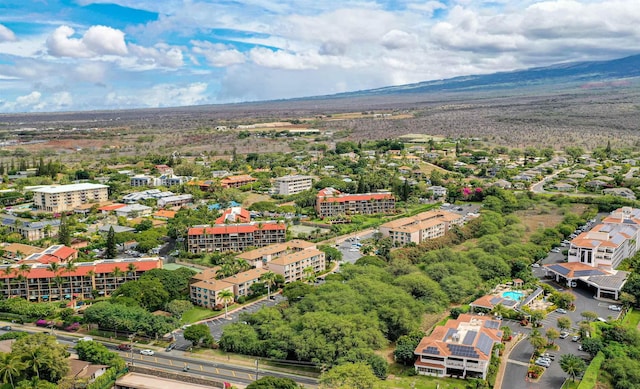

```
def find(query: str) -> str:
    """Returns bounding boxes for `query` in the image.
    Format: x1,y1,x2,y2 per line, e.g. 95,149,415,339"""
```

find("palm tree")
18,263,31,300
303,266,316,284
218,289,235,319
2,266,12,296
62,261,78,298
559,354,587,382
53,276,65,301
0,353,25,388
260,271,277,299
234,258,250,273
126,263,138,280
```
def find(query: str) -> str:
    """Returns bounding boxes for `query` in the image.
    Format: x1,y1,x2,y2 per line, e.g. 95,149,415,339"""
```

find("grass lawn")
379,374,472,389
562,379,581,389
621,308,640,329
181,306,219,324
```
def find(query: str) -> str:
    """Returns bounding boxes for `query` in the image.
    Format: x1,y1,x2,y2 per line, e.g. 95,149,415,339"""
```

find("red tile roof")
188,223,286,235
52,246,77,260
98,204,126,211
0,259,161,280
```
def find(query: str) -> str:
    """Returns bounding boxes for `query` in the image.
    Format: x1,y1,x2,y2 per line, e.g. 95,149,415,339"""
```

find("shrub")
36,319,50,327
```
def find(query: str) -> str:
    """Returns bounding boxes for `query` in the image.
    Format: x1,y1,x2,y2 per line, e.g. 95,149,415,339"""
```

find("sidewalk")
494,333,527,389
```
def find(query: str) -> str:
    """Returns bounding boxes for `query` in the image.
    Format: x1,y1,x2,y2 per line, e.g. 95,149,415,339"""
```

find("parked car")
165,343,176,352
0,326,11,331
572,335,581,342
543,353,556,360
118,344,132,351
555,308,567,314
609,305,622,311
532,263,541,268
535,359,551,368
560,332,570,339
140,349,155,356
551,248,561,253
569,281,577,287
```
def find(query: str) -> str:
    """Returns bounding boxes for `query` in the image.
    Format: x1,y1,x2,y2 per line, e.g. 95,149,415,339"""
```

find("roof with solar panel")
415,314,502,361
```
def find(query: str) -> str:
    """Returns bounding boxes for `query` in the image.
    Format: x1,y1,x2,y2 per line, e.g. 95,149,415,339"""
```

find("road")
0,325,318,388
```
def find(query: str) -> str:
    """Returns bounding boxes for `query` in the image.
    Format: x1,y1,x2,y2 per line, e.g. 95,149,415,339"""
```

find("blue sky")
0,0,639,113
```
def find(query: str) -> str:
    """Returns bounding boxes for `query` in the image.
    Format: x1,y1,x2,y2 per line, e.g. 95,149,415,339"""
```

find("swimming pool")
502,291,525,301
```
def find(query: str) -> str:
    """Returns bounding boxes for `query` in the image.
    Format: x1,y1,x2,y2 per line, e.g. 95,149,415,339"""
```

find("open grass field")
180,306,218,324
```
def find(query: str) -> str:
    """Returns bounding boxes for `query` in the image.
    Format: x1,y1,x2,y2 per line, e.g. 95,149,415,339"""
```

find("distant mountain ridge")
331,54,640,97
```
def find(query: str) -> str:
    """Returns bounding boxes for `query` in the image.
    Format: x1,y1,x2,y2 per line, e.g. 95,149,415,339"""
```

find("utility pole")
255,359,259,380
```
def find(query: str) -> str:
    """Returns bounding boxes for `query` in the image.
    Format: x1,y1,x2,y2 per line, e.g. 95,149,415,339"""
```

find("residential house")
20,245,78,265
274,175,313,195
414,314,502,379
130,175,154,187
157,194,193,208
315,187,395,218
114,204,152,218
67,359,108,386
603,188,636,200
427,186,448,198
379,210,464,245
552,183,574,192
122,189,175,204
31,183,109,213
267,249,326,283
153,210,176,220
187,222,286,253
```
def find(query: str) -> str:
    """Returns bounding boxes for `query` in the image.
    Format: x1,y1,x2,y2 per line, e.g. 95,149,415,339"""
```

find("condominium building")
0,257,162,302
220,174,257,189
190,279,235,309
414,314,502,380
130,175,154,187
275,175,313,195
379,210,464,245
236,239,317,268
315,187,396,218
32,183,109,212
157,194,193,208
187,222,286,253
20,244,78,265
215,207,251,224
267,249,325,283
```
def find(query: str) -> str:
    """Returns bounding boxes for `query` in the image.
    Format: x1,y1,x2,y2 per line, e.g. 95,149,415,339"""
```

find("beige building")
190,278,235,309
267,249,325,283
315,187,396,218
275,175,313,195
187,222,286,253
32,183,109,212
236,239,317,268
379,209,464,245
221,268,268,297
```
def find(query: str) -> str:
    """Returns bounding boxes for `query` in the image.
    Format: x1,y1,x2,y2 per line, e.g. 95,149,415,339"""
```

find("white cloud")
407,1,448,16
46,25,128,58
191,41,246,67
0,24,17,42
16,91,41,105
381,30,418,50
106,82,209,108
128,43,184,68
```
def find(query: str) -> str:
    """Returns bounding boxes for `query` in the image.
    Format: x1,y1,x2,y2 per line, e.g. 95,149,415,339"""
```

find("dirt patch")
242,193,273,207
515,204,588,240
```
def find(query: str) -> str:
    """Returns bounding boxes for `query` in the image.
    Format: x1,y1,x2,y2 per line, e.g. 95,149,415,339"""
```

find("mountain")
329,54,640,98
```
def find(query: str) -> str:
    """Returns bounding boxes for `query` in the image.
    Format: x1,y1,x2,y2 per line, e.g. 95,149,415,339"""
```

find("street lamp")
255,359,259,380
128,334,136,367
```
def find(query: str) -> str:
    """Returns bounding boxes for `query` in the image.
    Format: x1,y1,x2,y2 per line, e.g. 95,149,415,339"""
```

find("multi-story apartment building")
0,257,162,301
187,222,286,253
379,210,464,245
221,268,268,298
32,183,109,213
215,207,251,224
190,279,235,309
315,187,396,218
220,174,257,189
130,174,190,188
236,239,317,268
568,223,639,270
0,214,60,241
267,249,325,283
130,175,154,187
21,244,78,264
414,314,502,380
274,175,313,195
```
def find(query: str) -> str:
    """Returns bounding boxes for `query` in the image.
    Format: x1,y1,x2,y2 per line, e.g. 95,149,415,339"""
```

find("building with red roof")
220,174,257,189
315,187,395,218
215,207,251,224
20,245,78,265
187,222,286,253
0,257,162,302
414,314,502,380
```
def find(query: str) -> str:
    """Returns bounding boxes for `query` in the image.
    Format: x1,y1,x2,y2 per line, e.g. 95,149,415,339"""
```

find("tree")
126,263,138,280
246,376,301,389
529,334,547,351
219,289,235,319
557,317,572,332
166,299,193,318
546,328,560,345
559,354,587,382
75,340,120,366
183,324,211,347
57,213,71,246
10,333,70,383
62,262,77,299
0,353,26,389
303,267,316,284
580,311,598,322
393,331,424,366
259,271,278,299
319,362,377,389
318,245,342,264
111,279,170,311
105,226,117,259
580,338,603,357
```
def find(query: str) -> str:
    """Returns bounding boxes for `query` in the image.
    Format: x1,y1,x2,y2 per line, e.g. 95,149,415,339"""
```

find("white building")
32,184,109,213
414,314,502,380
274,175,313,195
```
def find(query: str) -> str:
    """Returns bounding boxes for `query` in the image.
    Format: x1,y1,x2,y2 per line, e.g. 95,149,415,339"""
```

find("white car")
532,263,541,268
609,305,622,311
140,349,155,356
555,308,567,314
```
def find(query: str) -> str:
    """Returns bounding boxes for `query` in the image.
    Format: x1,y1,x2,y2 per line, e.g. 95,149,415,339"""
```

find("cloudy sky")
0,0,639,113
